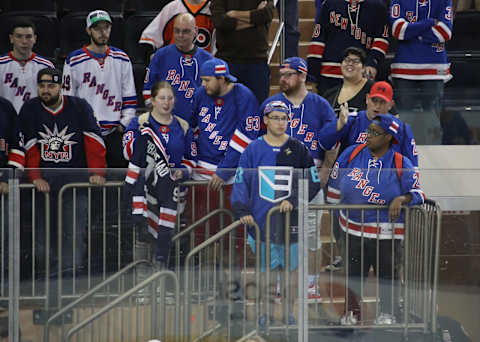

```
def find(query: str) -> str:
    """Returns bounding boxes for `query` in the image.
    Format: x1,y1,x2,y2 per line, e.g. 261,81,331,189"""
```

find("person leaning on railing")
123,81,197,270
231,100,321,328
326,114,425,326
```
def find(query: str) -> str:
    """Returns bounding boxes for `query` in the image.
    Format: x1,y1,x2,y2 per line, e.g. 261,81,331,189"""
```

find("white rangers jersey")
0,52,54,112
139,0,216,53
62,46,137,136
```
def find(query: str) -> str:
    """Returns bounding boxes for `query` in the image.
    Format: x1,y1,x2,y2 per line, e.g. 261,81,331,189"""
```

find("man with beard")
188,58,260,248
19,67,106,280
259,57,337,281
63,10,137,168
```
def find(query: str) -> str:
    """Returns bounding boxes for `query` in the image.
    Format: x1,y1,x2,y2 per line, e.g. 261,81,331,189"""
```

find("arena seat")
133,63,147,109
58,0,123,16
1,0,56,12
58,12,124,61
124,13,157,65
0,12,59,61
124,0,171,13
447,11,480,53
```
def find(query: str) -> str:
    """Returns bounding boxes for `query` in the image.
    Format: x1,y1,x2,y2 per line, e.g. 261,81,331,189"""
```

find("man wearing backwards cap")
231,100,321,327
334,80,418,167
192,57,260,188
63,9,137,168
18,67,106,277
327,113,425,326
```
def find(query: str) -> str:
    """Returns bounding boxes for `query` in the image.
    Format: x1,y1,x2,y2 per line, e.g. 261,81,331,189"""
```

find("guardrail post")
8,175,20,342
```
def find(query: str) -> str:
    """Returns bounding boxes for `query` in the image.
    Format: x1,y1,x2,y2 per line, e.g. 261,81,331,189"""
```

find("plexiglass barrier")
1,167,478,342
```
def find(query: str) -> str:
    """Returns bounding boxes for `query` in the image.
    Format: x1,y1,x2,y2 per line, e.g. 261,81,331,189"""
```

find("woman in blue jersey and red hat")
326,113,425,326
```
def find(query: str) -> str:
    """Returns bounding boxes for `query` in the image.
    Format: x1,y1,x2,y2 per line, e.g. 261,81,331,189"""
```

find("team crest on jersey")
38,124,77,163
258,166,293,203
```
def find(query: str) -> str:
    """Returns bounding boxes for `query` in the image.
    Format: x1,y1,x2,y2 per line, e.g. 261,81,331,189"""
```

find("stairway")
268,0,316,96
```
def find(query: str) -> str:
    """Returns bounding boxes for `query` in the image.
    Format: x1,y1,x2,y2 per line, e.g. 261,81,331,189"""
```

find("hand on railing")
208,174,225,191
89,174,106,185
33,178,50,193
0,181,8,194
279,199,293,213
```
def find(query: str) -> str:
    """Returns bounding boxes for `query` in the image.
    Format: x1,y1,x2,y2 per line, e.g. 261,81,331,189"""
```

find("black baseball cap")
37,68,62,84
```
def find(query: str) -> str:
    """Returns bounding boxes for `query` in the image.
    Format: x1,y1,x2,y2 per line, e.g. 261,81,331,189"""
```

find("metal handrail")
268,21,285,65
183,220,261,342
65,270,180,342
44,259,152,341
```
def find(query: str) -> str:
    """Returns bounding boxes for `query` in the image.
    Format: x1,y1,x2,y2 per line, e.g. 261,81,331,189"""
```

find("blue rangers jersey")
334,110,418,167
19,95,106,188
125,125,179,262
0,97,25,182
231,137,321,243
327,143,425,239
191,83,260,182
123,113,197,177
260,92,337,166
307,0,389,79
143,45,213,125
390,0,453,81
63,46,137,135
0,52,54,112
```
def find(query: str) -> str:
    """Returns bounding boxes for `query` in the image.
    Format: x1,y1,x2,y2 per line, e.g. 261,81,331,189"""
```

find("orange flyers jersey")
139,0,216,53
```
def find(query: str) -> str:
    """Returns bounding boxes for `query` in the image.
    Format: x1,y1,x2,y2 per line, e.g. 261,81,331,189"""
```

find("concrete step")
273,0,317,20
269,18,315,43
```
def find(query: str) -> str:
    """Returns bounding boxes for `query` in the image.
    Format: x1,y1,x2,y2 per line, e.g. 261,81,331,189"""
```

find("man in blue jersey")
188,57,260,247
325,80,418,272
231,100,321,328
390,0,453,144
143,13,214,126
335,81,418,166
327,114,424,325
260,57,337,263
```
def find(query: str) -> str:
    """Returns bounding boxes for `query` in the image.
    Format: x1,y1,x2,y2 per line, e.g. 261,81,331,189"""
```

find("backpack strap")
348,144,403,180
393,151,403,179
348,143,367,163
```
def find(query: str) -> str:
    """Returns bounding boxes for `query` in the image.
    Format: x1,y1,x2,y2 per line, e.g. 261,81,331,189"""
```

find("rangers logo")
38,124,77,163
258,166,293,203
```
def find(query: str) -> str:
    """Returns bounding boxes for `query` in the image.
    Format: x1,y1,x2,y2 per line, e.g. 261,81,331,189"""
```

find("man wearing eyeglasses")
143,13,213,127
231,100,321,327
334,81,418,167
259,56,338,282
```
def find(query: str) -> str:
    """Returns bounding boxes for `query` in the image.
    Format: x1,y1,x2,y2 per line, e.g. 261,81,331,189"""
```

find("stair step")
273,0,317,20
269,18,315,42
269,42,310,63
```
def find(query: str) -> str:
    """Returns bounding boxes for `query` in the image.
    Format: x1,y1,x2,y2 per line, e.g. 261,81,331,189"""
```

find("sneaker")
340,311,358,326
285,313,296,325
325,256,344,271
258,313,275,330
308,283,322,299
373,312,397,325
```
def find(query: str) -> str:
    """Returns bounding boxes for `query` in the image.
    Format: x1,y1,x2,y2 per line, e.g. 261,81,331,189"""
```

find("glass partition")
4,166,478,342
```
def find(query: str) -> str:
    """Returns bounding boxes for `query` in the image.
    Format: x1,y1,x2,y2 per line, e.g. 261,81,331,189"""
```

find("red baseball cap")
368,81,393,102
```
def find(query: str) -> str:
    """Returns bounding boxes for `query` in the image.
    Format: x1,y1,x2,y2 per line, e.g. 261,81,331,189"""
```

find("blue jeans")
276,0,300,58
228,62,270,105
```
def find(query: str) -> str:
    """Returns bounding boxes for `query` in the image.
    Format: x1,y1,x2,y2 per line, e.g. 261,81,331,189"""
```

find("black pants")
346,235,401,315
103,130,128,169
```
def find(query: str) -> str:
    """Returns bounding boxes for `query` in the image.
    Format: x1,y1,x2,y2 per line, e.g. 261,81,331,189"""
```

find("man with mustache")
63,10,137,168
